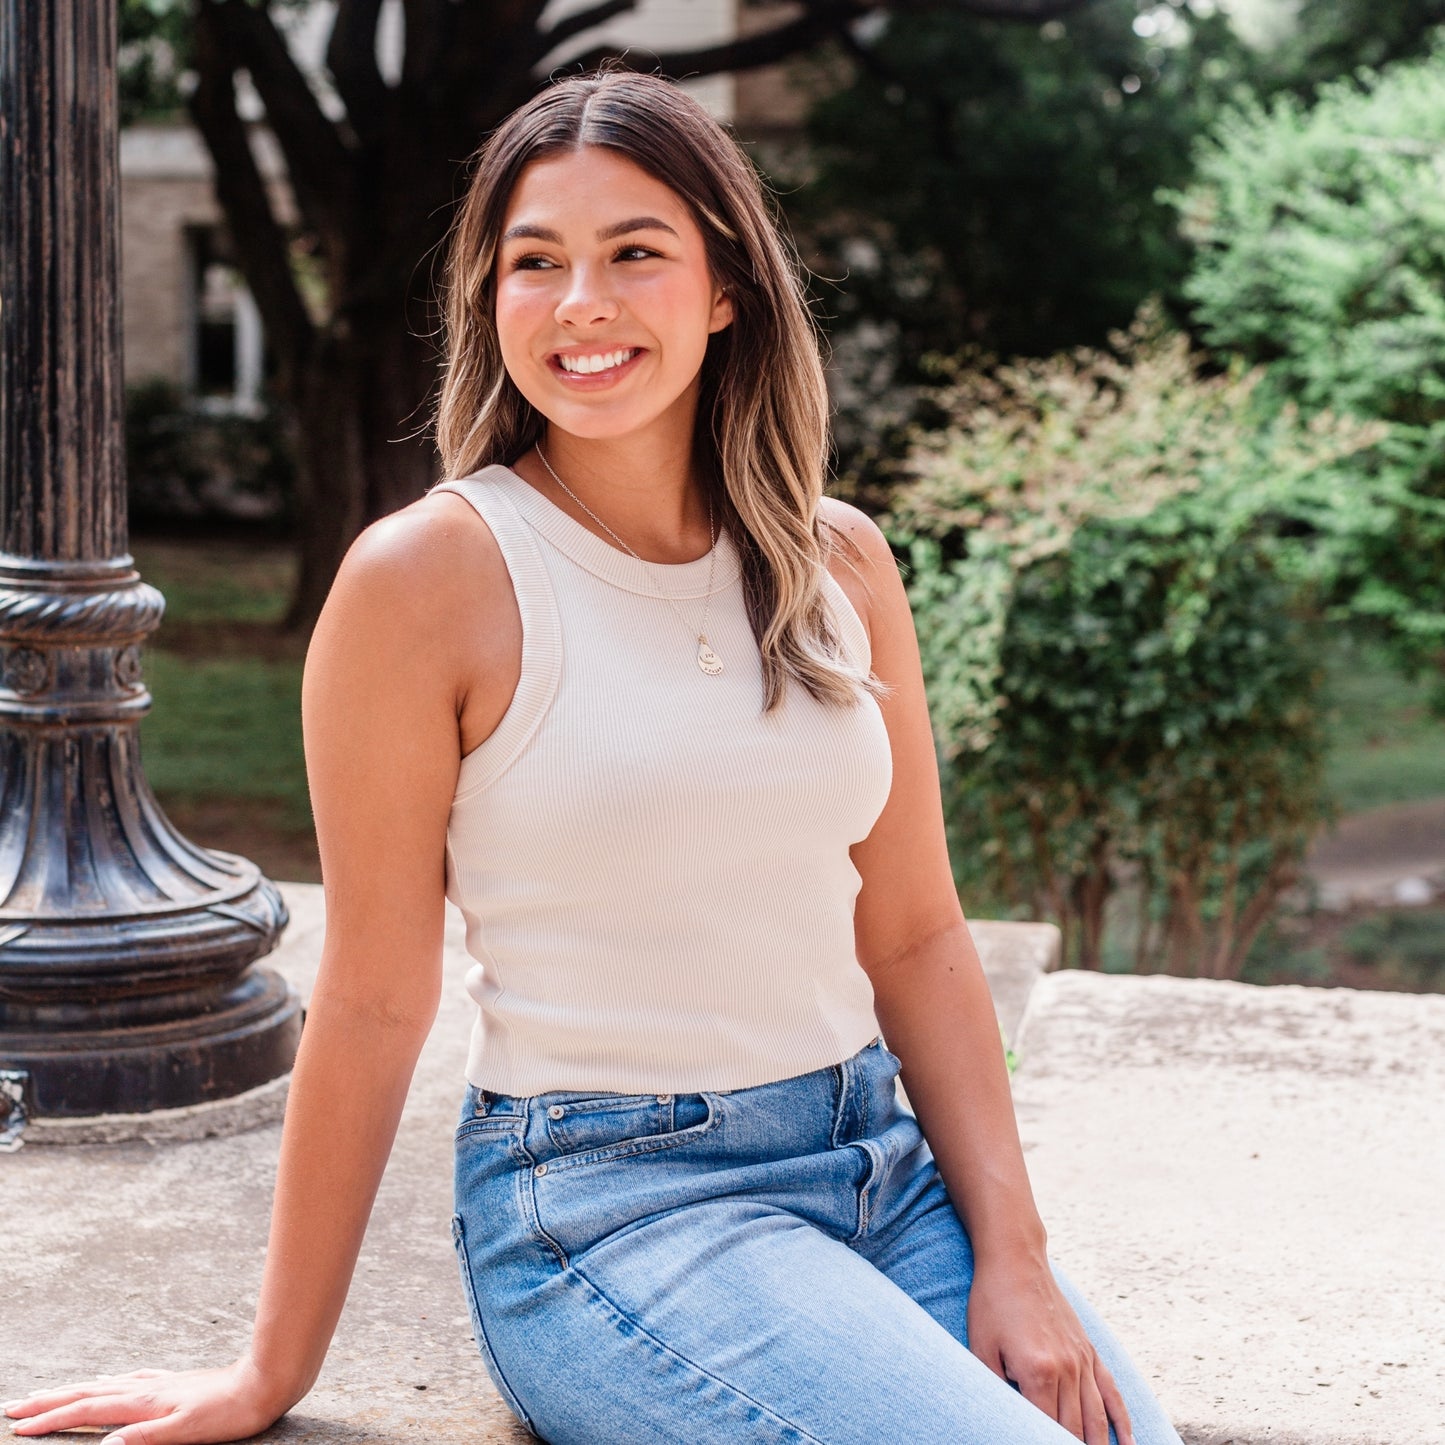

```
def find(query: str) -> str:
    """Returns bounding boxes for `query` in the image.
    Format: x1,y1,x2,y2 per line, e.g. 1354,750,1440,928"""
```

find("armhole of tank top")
430,473,562,802
820,567,872,674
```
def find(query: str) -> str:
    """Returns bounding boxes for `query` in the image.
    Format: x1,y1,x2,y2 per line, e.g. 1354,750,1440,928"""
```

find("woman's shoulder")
308,486,520,718
818,494,898,643
332,484,515,626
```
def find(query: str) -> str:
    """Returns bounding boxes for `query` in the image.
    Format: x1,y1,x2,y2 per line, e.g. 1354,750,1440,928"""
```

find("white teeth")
559,348,635,374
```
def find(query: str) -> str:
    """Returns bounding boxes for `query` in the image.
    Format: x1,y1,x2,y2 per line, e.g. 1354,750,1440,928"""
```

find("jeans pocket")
535,1091,718,1171
450,1213,536,1432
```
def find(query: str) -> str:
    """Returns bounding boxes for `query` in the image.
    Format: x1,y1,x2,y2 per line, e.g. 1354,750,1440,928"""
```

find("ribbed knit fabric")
431,465,894,1095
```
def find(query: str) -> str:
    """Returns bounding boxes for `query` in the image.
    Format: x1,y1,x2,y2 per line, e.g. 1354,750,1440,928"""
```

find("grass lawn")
133,537,317,881
1322,635,1445,813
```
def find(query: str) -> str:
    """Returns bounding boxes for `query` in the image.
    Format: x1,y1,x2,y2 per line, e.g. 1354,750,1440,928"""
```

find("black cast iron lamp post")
0,0,301,1134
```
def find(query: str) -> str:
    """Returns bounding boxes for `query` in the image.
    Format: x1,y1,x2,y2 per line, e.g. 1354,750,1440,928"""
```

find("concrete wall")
120,129,219,386
120,126,294,392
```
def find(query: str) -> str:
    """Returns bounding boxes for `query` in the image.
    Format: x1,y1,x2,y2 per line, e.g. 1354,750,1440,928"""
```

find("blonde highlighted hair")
434,70,882,711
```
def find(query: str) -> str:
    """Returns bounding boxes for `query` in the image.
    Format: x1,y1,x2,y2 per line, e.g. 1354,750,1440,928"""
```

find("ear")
708,286,735,335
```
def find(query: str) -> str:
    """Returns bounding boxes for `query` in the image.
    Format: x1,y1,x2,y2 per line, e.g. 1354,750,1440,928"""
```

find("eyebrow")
500,216,681,245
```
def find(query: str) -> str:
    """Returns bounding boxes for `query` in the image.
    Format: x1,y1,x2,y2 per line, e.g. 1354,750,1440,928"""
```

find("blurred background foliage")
885,307,1385,975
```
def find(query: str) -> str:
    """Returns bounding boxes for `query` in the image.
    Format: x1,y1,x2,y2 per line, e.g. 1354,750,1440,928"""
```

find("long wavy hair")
434,70,883,711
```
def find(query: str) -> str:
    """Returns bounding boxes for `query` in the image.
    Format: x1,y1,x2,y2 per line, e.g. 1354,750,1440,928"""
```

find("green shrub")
888,306,1385,975
1170,43,1445,679
126,378,295,528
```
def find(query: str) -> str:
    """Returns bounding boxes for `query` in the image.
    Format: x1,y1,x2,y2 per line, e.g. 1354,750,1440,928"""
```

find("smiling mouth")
553,347,643,377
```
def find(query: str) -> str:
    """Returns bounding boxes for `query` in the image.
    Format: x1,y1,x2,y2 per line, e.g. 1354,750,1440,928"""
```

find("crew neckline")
471,464,743,601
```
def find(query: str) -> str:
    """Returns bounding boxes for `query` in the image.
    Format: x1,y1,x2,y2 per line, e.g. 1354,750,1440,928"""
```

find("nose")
553,261,620,328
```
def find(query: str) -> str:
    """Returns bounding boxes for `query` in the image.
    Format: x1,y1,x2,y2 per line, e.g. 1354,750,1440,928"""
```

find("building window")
185,225,265,414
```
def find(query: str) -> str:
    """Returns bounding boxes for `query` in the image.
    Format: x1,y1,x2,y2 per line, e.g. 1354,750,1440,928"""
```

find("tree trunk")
284,298,441,632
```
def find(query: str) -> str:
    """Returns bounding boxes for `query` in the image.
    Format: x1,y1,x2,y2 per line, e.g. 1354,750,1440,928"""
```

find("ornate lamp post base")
0,560,301,1122
2,959,299,1118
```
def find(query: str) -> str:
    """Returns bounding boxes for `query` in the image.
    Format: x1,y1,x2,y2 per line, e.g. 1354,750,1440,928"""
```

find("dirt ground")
161,795,322,884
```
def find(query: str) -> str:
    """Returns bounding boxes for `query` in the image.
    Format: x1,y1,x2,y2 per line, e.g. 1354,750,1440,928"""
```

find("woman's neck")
523,421,714,564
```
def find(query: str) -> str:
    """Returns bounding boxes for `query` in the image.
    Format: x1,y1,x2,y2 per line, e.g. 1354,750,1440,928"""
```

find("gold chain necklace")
535,443,725,676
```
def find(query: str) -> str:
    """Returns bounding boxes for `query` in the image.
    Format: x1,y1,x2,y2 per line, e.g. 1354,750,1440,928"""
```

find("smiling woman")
3,71,1186,1445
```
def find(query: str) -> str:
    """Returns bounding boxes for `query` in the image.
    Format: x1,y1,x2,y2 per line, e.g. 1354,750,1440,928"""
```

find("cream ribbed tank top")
432,465,894,1095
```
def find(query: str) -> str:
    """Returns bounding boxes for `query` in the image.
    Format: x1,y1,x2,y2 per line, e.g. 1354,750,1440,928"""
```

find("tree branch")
189,4,314,393
938,0,1096,16
560,0,1100,80
533,0,638,65
326,0,388,144
205,0,354,239
562,4,864,81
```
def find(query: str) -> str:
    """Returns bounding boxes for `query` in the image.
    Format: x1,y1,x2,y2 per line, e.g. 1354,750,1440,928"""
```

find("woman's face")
493,146,734,445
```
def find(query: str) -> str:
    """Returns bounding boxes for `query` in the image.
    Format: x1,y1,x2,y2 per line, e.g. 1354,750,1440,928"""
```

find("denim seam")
454,1117,526,1144
568,1259,829,1445
450,1214,537,1433
514,1127,571,1268
850,1139,885,1242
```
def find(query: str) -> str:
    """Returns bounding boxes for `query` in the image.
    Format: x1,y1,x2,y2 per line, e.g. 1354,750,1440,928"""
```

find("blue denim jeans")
452,1037,1184,1444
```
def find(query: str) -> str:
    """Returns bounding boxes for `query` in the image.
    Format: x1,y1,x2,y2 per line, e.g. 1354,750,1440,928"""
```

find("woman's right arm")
4,504,482,1444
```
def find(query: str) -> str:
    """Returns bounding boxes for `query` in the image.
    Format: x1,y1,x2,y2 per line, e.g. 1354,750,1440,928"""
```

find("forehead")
500,147,697,238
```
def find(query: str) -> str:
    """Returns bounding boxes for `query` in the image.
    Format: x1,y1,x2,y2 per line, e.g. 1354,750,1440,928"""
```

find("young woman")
4,72,1184,1445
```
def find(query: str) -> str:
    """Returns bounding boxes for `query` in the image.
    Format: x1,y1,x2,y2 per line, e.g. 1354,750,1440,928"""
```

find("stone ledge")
1012,970,1445,1445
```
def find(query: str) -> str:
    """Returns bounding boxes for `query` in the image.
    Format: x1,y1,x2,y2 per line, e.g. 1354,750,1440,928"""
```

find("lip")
546,346,647,388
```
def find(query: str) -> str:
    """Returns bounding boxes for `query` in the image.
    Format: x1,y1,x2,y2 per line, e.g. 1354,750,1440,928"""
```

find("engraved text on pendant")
697,638,724,675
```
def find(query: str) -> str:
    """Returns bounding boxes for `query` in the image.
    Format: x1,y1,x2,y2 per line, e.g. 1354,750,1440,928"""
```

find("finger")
104,1410,204,1445
1094,1357,1135,1445
1079,1364,1112,1445
1055,1367,1085,1441
9,1393,135,1436
6,1383,119,1419
5,1371,165,1416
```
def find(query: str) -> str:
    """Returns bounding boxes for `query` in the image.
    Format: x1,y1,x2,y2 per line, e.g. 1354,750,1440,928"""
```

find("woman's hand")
3,1358,287,1445
967,1253,1134,1445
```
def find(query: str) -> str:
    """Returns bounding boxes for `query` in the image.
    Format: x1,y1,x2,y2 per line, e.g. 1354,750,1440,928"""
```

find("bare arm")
5,503,484,1443
824,499,1135,1445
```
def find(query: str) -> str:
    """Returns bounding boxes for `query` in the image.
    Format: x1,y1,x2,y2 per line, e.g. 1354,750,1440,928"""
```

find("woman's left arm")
824,500,1134,1445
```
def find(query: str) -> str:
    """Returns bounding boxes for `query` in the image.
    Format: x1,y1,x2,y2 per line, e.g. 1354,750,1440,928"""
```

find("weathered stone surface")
1012,970,1445,1445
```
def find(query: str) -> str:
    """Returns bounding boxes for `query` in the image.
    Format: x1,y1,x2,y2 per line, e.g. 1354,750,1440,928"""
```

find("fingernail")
102,1435,125,1445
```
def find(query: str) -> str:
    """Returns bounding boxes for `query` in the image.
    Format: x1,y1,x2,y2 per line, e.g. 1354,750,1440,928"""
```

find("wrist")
969,1219,1049,1273
235,1350,311,1420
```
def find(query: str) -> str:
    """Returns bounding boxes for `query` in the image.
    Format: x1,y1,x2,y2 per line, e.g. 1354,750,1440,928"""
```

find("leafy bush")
126,379,295,529
887,306,1385,975
1170,42,1445,680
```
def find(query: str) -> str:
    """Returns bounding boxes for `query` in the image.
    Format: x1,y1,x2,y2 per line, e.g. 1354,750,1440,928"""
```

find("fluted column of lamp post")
0,0,300,1134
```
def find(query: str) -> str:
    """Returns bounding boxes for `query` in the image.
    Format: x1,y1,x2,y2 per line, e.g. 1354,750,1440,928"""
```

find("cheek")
640,274,719,364
494,283,550,369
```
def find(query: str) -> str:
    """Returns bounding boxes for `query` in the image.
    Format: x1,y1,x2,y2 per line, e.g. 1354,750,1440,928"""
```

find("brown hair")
434,70,882,711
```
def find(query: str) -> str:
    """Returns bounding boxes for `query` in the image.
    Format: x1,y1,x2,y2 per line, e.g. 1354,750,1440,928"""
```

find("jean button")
547,1104,564,1119
656,1093,673,1104
534,1163,548,1177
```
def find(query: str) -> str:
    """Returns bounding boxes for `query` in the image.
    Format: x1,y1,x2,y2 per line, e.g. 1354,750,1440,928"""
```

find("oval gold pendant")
697,638,724,675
